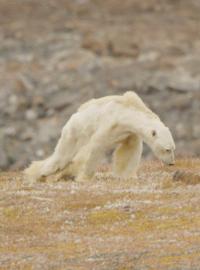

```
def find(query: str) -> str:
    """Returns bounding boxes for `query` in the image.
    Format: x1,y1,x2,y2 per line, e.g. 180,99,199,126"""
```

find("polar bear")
24,91,175,183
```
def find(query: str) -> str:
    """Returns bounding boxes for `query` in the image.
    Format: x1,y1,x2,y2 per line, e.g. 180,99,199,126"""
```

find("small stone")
9,95,18,105
46,109,55,117
173,170,200,185
16,75,34,91
173,170,184,181
25,109,38,120
36,149,45,157
138,51,159,62
20,130,33,141
4,127,17,137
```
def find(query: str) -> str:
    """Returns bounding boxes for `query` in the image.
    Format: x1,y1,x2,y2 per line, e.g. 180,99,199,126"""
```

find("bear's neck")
119,108,161,137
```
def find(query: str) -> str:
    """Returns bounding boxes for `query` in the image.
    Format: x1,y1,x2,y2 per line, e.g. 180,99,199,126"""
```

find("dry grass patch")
0,158,200,269
87,209,130,225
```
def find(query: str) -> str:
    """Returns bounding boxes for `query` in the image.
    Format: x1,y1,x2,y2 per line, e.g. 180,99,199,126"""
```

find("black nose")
168,163,175,166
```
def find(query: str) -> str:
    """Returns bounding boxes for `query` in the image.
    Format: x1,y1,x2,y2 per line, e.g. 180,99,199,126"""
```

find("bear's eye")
152,130,157,137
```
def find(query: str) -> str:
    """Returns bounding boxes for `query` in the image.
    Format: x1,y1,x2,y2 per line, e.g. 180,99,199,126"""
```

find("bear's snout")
168,162,175,166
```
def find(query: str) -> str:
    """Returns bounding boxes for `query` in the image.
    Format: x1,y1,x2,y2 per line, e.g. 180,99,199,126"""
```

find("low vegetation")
0,159,200,269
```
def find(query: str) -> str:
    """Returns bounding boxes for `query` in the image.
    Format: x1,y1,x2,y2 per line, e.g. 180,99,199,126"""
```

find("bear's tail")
24,160,45,183
24,155,60,183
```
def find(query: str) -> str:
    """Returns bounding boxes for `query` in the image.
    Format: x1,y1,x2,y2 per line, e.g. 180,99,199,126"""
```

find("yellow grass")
0,158,200,269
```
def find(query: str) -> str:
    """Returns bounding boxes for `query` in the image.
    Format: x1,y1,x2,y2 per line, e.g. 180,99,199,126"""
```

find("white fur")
24,91,175,183
112,134,143,178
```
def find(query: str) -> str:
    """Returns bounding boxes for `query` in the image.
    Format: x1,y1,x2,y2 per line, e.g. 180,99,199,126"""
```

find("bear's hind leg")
75,129,112,182
24,121,79,183
76,145,107,182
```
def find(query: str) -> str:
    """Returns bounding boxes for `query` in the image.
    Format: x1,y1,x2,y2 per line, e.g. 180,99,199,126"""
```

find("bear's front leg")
112,134,143,179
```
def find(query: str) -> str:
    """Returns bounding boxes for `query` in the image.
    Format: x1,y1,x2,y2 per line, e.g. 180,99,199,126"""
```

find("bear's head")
143,124,175,165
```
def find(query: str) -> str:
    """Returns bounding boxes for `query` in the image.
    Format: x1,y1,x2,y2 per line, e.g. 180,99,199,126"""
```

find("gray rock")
1,0,200,169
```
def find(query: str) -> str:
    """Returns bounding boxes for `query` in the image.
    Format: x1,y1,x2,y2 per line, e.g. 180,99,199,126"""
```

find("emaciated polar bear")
25,91,175,182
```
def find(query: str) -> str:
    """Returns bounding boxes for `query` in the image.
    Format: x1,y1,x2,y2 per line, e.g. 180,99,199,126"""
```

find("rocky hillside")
0,0,200,170
0,159,200,269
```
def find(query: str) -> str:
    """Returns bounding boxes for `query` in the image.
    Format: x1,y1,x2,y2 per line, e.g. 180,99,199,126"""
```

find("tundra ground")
0,159,200,269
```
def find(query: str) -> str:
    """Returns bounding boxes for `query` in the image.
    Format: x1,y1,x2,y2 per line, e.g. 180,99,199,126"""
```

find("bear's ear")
151,130,157,137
